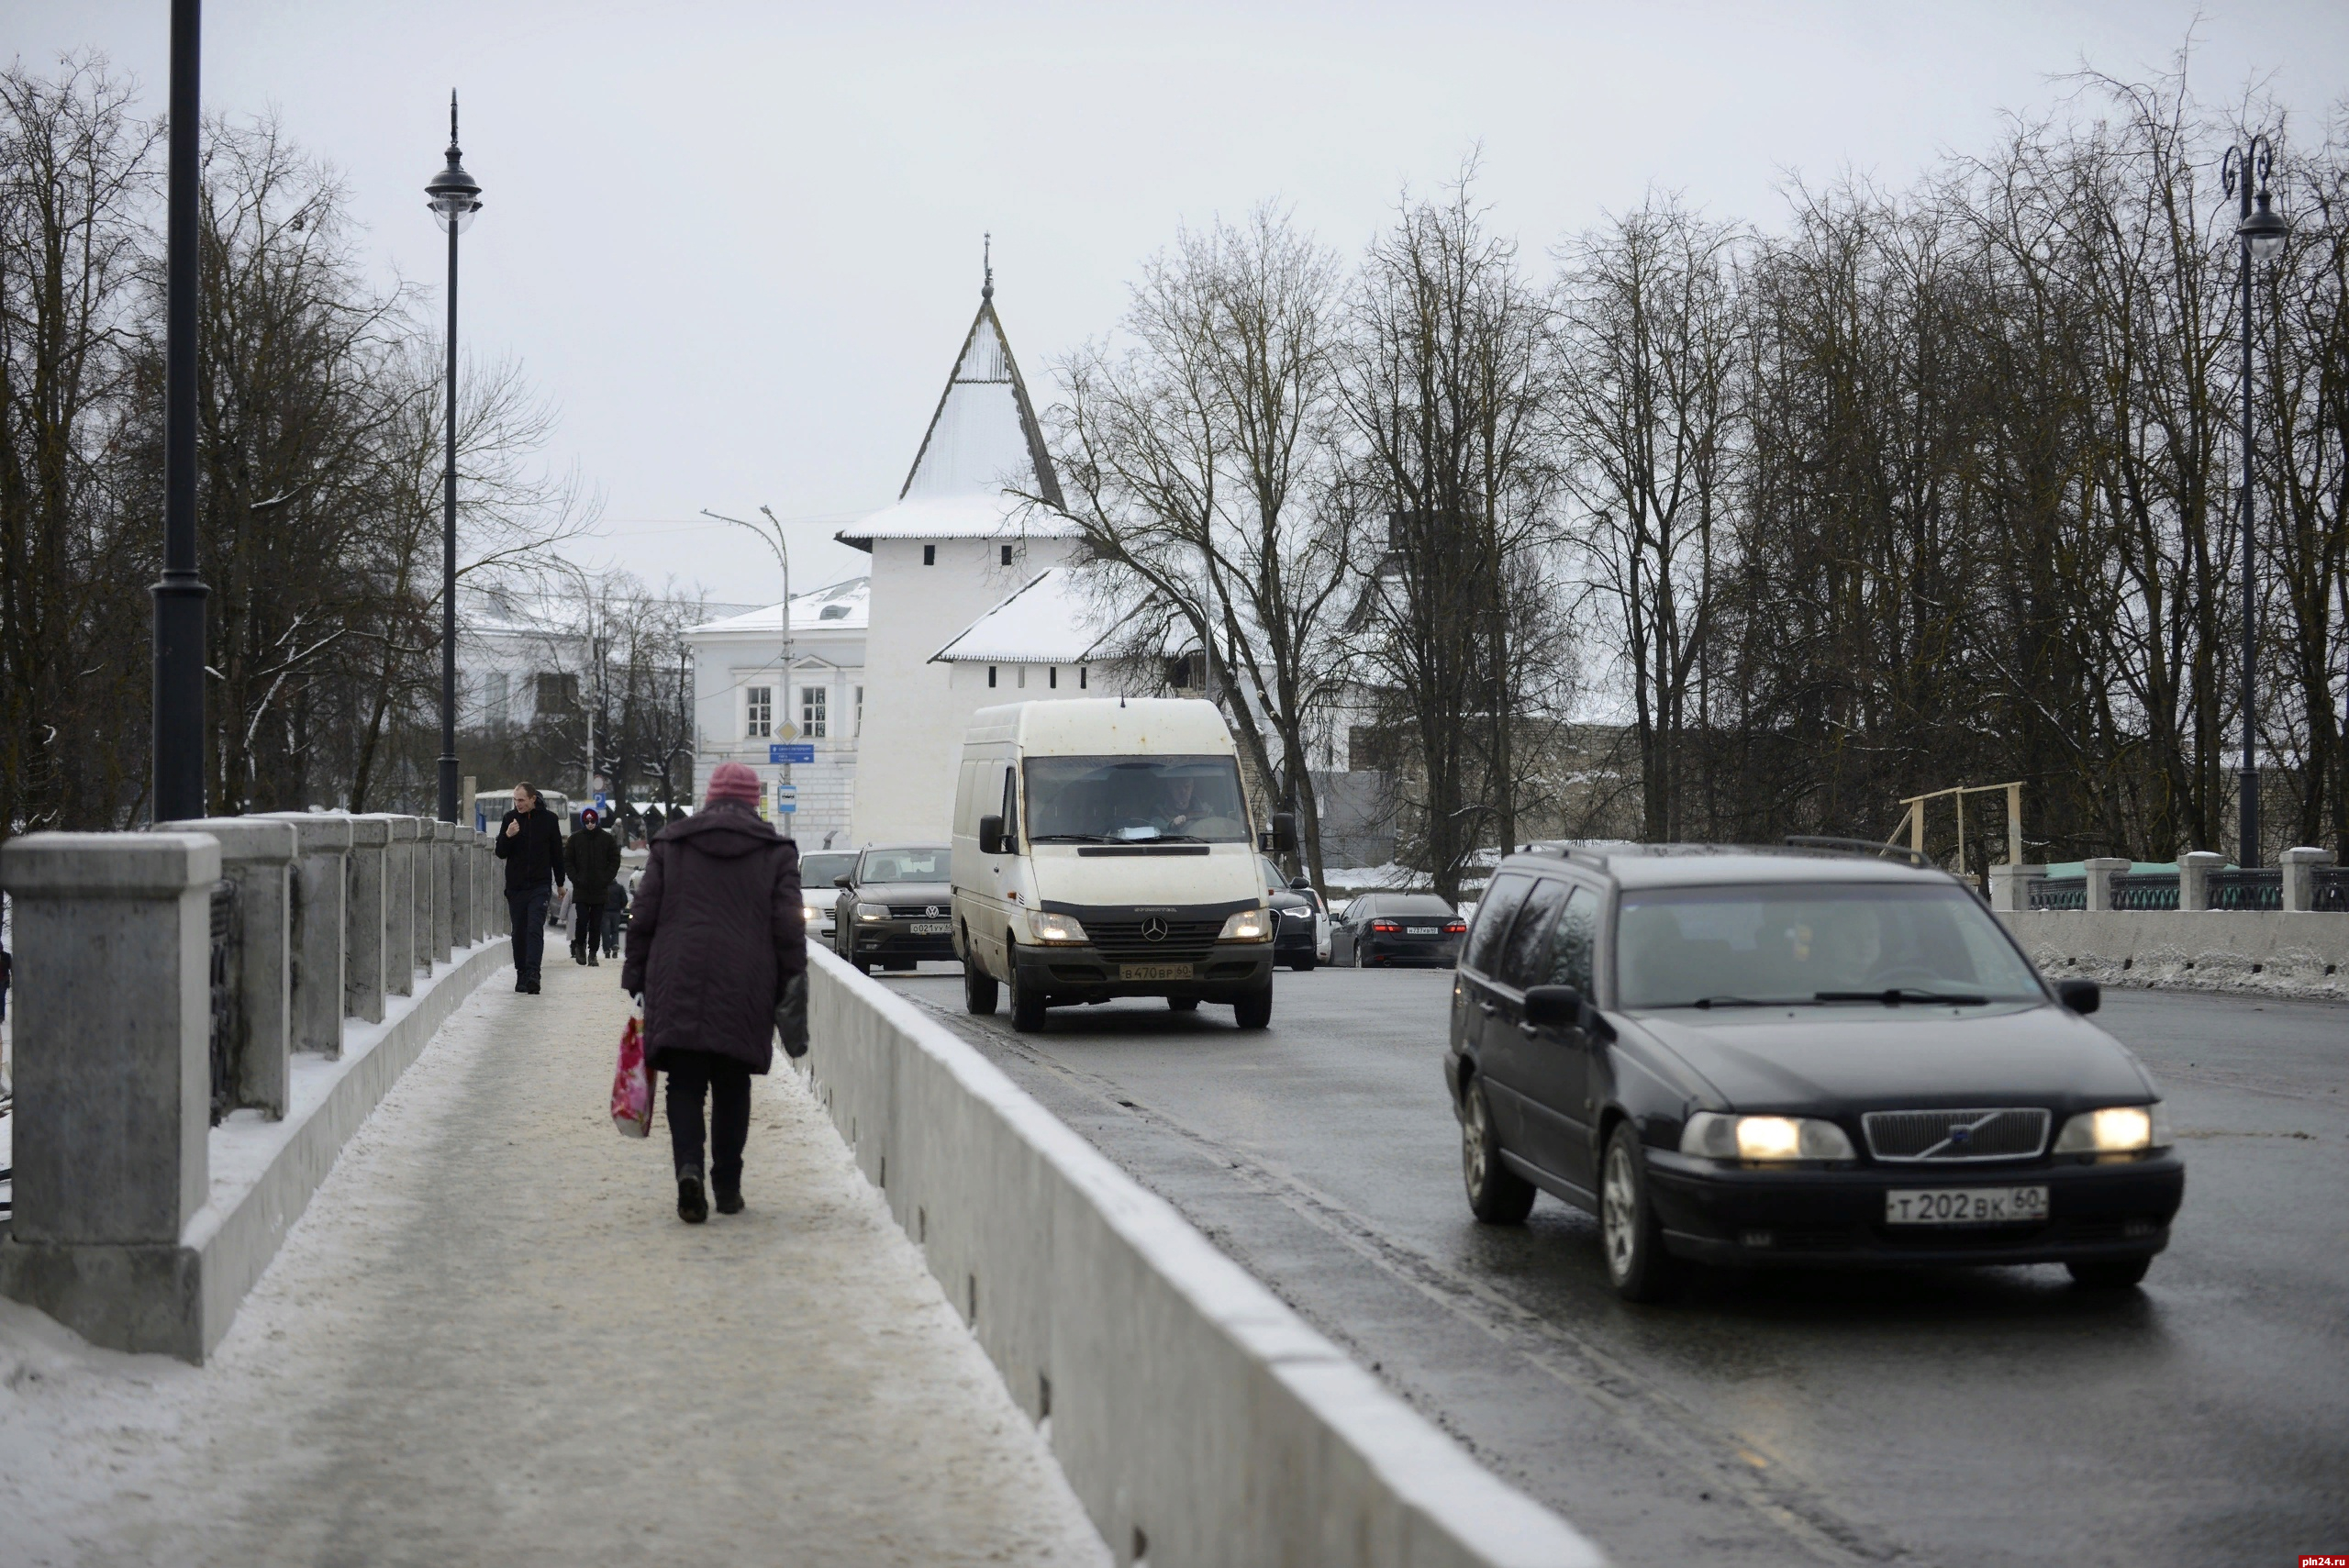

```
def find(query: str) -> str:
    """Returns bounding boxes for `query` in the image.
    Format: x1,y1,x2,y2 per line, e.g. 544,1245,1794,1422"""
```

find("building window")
745,685,772,739
800,684,828,739
855,684,864,734
1079,666,1087,690
1048,666,1057,689
1017,666,1027,689
987,666,996,688
1000,543,1013,566
923,544,936,566
536,671,578,713
484,673,510,726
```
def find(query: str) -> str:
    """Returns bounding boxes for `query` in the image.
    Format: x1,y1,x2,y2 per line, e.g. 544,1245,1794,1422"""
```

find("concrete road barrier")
803,945,1602,1568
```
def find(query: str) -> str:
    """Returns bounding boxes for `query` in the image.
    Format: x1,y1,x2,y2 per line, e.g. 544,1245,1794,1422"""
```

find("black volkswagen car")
1332,893,1465,967
1445,843,2184,1300
833,844,954,973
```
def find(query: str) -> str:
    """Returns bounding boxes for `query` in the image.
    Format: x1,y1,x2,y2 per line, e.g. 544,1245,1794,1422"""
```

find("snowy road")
885,965,2349,1568
0,957,1108,1568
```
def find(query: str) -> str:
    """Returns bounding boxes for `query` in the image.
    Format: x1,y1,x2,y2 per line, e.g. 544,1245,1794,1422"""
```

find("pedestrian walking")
566,807,622,967
495,782,567,994
602,878,629,958
620,761,805,1224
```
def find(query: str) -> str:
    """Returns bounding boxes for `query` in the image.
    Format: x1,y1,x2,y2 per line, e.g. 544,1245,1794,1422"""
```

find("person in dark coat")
602,877,629,958
620,761,804,1223
564,808,622,967
494,782,566,994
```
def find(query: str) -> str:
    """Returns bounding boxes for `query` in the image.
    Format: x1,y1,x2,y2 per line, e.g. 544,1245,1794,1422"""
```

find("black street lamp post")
2223,138,2288,869
151,0,208,823
426,94,482,824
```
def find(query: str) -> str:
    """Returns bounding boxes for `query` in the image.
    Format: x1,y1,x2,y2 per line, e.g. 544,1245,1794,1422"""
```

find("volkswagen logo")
1141,916,1169,942
926,905,941,917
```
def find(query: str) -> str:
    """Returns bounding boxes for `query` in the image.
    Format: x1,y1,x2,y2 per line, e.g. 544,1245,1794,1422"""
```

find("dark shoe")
523,975,540,994
514,976,528,993
678,1176,708,1224
715,1186,743,1216
588,951,600,967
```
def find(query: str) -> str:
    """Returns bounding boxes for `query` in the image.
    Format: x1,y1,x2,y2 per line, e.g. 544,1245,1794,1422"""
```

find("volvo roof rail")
1782,835,1933,868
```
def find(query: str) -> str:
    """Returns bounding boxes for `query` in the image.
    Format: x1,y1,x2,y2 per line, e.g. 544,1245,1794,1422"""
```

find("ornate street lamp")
2222,137,2286,868
426,93,482,823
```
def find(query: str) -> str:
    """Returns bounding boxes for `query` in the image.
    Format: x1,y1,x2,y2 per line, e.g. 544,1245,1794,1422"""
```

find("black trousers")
571,899,607,957
663,1049,751,1191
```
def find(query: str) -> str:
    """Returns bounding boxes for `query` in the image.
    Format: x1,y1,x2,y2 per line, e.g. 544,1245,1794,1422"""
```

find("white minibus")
950,698,1296,1031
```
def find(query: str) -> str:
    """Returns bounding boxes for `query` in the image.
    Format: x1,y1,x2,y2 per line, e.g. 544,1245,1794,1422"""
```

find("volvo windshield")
1023,755,1251,844
1616,883,2044,1008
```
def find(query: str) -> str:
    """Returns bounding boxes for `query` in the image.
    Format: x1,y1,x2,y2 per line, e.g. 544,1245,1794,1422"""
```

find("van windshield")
1024,755,1252,843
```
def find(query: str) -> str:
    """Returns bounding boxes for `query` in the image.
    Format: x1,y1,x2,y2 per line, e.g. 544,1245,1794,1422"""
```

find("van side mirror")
978,814,1006,855
1522,985,1586,1029
1264,811,1297,853
2055,979,2100,1015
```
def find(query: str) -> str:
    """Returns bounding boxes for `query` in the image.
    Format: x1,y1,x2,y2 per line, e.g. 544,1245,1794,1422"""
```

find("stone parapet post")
430,820,456,964
343,815,391,1023
2178,851,2226,913
2082,857,2132,914
0,833,219,1356
383,816,421,996
451,826,474,946
476,832,495,943
1987,863,2045,913
2281,846,2337,913
408,817,434,980
256,813,351,1056
157,817,297,1118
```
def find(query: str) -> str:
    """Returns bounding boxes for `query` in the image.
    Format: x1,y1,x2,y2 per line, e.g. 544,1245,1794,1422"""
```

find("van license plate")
908,921,952,935
1884,1186,2048,1226
1120,962,1194,982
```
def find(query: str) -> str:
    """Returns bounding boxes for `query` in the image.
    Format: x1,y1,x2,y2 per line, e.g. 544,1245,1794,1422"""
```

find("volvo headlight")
1219,907,1273,942
2053,1102,2171,1154
854,901,890,923
1680,1111,1855,1162
1030,910,1088,945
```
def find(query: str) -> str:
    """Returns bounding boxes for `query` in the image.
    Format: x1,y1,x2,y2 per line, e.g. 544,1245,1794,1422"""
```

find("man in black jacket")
494,782,566,993
565,807,622,967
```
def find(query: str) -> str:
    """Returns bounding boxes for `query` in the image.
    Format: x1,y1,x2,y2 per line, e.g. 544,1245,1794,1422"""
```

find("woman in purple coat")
620,762,806,1223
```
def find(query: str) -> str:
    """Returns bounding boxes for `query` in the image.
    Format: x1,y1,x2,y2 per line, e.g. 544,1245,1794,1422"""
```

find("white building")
685,576,869,850
688,271,1122,849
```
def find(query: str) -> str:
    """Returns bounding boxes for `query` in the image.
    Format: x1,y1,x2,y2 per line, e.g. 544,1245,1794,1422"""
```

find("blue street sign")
768,743,815,764
778,802,796,813
593,792,607,810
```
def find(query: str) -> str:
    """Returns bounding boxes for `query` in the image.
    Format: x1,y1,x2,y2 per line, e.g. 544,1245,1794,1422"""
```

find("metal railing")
2108,873,2180,911
2206,868,2282,911
2314,867,2349,913
207,878,238,1126
2030,878,2087,911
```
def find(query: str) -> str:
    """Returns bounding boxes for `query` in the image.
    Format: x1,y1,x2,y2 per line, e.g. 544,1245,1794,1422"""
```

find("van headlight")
802,901,826,925
1219,907,1273,942
2053,1103,2171,1154
1030,910,1088,945
854,901,890,923
1680,1112,1854,1162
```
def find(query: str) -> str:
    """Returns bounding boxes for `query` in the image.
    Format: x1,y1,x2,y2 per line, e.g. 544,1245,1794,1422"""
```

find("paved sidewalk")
0,952,1109,1567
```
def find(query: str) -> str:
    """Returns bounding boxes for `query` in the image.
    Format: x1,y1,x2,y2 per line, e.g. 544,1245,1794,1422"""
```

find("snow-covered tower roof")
837,257,1071,551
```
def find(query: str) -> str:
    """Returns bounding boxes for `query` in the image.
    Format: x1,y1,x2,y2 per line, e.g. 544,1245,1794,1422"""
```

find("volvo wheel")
1600,1122,1678,1302
1461,1077,1535,1224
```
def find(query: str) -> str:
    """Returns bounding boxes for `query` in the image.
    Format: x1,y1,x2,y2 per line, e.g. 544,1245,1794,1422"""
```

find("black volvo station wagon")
1444,843,2185,1300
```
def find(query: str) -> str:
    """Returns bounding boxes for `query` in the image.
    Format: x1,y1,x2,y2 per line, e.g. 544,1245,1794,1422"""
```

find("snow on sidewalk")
0,953,1109,1568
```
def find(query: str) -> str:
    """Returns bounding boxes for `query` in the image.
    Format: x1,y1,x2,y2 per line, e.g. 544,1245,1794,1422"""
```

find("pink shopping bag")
610,1007,652,1138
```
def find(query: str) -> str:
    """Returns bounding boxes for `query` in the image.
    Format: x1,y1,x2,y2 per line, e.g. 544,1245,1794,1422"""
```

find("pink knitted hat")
705,762,762,806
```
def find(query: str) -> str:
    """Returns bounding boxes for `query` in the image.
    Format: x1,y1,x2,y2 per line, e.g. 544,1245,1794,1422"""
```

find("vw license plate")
908,921,952,935
1120,962,1194,982
1885,1186,2048,1226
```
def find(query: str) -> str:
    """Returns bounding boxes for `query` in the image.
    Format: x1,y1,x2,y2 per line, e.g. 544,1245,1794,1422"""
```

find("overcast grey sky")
12,1,2348,602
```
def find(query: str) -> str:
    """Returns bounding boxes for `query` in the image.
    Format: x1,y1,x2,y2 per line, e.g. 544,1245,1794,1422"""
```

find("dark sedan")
1444,844,2184,1300
833,844,954,973
1260,855,1324,972
1332,893,1465,967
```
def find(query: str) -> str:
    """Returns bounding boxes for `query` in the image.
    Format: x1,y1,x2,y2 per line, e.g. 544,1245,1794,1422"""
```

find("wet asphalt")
882,965,2349,1568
